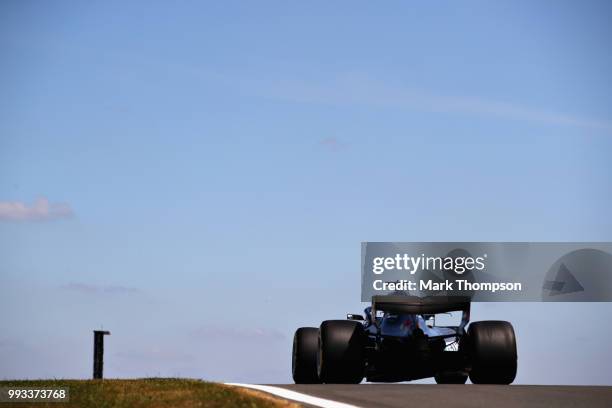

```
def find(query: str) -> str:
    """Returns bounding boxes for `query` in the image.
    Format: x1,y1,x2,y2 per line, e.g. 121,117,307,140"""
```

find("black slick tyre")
292,327,320,384
467,320,517,384
317,320,366,384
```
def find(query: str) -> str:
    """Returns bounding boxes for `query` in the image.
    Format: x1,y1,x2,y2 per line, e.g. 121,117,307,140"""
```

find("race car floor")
230,383,612,408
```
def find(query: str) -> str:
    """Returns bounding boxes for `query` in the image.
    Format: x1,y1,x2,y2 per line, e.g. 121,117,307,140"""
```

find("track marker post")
93,330,110,379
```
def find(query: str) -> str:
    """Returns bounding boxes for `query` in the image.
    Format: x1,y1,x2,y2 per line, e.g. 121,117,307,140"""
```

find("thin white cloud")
114,348,194,363
190,326,285,342
256,74,612,132
22,41,608,132
0,198,73,221
61,283,140,295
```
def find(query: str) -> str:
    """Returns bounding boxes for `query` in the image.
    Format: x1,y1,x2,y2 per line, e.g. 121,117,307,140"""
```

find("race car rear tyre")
317,320,366,384
435,371,468,384
467,320,517,384
292,327,320,383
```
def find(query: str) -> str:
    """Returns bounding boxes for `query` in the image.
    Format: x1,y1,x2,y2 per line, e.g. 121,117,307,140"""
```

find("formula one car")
292,295,517,384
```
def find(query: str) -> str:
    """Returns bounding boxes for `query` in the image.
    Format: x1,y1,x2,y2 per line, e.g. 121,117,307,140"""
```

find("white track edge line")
225,383,363,408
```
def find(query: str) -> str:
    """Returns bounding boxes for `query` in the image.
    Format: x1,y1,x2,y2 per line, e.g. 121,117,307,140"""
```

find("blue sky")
1,1,612,383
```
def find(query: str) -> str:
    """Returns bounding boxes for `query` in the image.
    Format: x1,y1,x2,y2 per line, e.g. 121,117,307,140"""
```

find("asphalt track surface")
244,384,612,408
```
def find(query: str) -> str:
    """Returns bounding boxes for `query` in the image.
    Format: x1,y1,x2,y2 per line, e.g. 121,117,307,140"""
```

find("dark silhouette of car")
292,295,517,384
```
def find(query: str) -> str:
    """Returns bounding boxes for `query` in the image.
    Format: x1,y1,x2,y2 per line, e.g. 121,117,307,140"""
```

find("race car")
292,295,517,384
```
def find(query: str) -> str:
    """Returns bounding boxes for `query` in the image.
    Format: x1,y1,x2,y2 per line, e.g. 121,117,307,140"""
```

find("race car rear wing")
371,295,471,334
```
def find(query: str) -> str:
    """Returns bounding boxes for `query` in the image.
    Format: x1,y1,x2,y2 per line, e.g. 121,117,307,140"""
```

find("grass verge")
0,378,299,408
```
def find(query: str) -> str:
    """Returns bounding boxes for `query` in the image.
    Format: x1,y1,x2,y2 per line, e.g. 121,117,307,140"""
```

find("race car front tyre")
467,320,517,384
292,327,320,384
317,320,366,384
434,371,468,384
